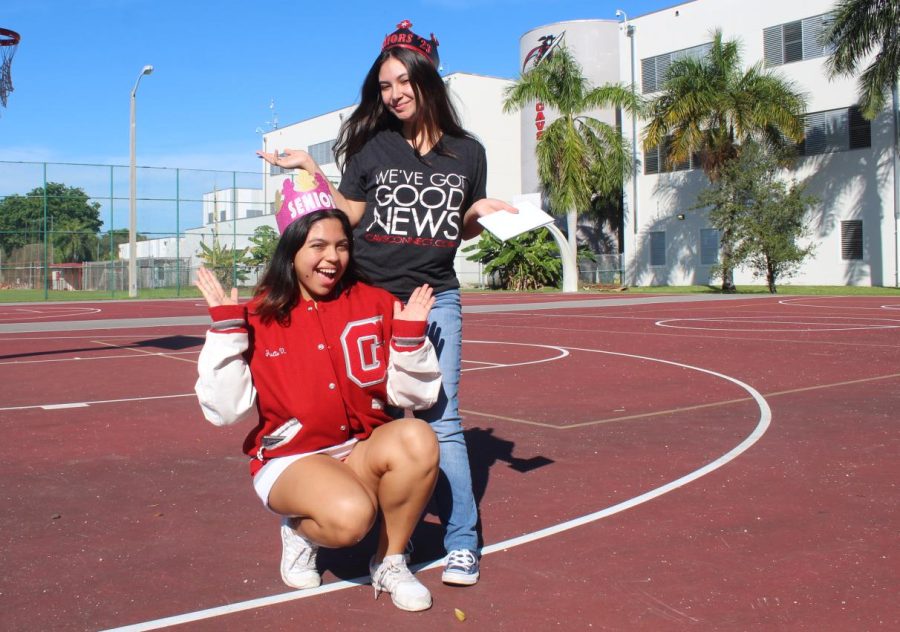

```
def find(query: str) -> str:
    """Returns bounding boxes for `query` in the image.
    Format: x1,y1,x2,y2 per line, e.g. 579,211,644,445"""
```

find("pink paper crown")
275,173,336,234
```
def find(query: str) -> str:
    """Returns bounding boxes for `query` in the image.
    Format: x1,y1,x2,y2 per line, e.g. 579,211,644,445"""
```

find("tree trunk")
720,228,736,293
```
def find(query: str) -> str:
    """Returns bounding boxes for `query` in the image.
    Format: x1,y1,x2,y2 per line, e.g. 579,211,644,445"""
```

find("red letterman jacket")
195,281,441,476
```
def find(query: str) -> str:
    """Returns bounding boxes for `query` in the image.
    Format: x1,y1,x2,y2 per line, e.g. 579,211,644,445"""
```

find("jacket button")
340,425,347,431
318,343,325,350
328,383,336,390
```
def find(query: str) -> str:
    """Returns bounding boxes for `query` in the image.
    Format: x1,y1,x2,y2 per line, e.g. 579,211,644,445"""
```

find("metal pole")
176,168,181,296
109,165,115,294
42,162,48,299
892,79,899,288
628,24,637,237
129,65,153,298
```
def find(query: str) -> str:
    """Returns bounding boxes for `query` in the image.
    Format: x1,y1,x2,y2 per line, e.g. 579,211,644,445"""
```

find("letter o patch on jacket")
341,316,387,387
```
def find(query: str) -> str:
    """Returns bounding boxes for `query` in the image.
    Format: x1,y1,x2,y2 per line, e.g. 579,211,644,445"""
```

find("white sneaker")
280,517,321,589
369,554,432,612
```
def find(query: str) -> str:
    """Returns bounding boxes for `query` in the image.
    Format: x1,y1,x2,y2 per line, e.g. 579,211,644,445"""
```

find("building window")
269,163,291,176
763,14,830,67
246,209,263,218
649,231,666,266
700,229,719,265
219,210,227,222
641,42,712,94
799,106,871,156
848,106,872,150
644,136,696,174
308,139,336,166
207,212,213,224
841,220,863,260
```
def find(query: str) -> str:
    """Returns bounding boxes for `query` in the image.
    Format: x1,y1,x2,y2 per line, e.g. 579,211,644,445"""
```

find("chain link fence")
0,160,266,298
0,160,622,299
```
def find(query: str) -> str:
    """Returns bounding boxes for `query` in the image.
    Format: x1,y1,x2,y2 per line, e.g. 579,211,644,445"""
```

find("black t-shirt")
339,129,487,301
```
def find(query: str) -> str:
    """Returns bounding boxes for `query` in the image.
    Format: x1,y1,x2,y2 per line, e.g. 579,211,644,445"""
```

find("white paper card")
477,197,554,242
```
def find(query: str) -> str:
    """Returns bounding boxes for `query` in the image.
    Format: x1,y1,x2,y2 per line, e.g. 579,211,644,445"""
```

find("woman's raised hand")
256,148,317,173
394,284,435,322
195,266,239,308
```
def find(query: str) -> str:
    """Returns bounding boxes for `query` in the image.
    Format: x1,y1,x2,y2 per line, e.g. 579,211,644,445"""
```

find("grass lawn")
0,287,240,303
620,284,900,296
1,284,898,303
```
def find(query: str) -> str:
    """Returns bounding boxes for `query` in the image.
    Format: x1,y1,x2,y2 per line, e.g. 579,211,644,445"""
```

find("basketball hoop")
0,28,21,110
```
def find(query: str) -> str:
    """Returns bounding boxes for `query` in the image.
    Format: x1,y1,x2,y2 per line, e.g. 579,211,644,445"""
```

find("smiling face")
378,56,418,125
293,217,350,301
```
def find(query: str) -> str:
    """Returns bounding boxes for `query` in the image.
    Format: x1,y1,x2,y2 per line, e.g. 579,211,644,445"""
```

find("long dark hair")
253,209,357,325
334,47,471,170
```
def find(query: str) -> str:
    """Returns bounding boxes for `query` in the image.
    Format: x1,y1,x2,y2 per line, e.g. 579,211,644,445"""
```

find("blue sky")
2,0,677,174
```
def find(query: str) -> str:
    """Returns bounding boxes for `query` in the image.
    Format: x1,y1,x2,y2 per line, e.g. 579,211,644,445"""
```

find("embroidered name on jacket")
341,316,386,387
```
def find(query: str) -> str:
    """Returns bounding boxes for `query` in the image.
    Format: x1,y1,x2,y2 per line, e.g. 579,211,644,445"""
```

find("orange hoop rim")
0,28,20,47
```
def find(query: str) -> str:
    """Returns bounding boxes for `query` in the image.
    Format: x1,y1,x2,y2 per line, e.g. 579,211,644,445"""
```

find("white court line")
41,403,89,410
101,344,771,632
0,343,561,409
656,315,900,332
0,351,198,366
461,341,568,372
461,359,506,367
0,333,199,341
779,296,900,311
0,306,101,322
0,393,196,412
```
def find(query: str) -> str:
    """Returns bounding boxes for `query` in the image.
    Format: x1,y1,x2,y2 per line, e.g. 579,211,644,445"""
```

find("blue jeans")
419,289,479,554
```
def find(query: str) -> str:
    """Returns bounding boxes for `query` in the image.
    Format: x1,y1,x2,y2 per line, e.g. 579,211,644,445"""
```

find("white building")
129,0,900,289
119,186,269,262
524,0,898,287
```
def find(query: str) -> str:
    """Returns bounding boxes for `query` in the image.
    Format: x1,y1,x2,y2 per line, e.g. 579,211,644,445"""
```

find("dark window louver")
841,220,863,260
799,106,871,156
650,231,666,266
848,106,871,149
783,21,804,62
764,13,830,66
644,148,660,174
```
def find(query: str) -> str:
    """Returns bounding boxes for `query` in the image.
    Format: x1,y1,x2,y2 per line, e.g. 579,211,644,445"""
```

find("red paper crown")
382,20,440,68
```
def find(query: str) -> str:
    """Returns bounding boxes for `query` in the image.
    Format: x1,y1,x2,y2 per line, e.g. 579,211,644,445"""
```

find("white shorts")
252,438,358,511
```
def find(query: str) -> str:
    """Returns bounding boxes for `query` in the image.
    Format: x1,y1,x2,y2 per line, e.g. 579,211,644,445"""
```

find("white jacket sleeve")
386,322,442,411
194,307,256,426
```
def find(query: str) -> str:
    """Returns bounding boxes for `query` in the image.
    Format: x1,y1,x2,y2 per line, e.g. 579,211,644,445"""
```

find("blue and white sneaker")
441,549,480,586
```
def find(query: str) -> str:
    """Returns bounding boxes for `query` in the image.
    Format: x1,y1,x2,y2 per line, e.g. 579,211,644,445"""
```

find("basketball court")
1,291,897,630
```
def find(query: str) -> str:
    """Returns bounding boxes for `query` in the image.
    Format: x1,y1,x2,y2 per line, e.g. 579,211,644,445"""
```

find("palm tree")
504,45,641,292
643,30,806,291
825,0,899,120
53,218,98,263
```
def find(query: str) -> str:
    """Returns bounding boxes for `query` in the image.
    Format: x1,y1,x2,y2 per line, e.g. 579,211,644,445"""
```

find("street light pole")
616,10,638,288
129,64,153,298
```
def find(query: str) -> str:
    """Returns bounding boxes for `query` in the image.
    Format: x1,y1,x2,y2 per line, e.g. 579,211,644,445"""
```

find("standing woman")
259,20,514,585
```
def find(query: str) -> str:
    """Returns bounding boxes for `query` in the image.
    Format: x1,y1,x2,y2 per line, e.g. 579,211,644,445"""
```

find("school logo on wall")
523,31,565,141
522,31,566,73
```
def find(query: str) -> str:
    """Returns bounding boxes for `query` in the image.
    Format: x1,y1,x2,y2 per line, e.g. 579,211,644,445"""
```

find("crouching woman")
194,176,442,612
